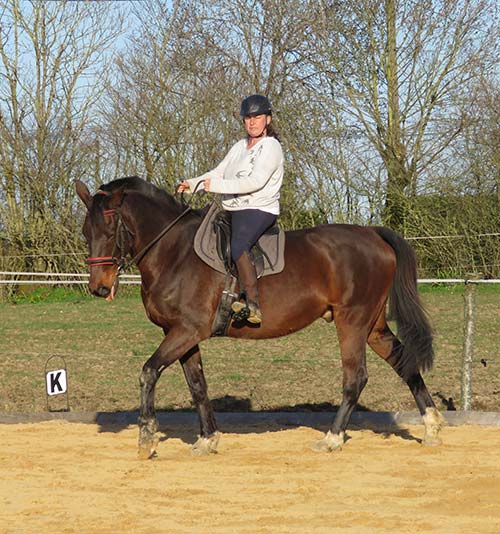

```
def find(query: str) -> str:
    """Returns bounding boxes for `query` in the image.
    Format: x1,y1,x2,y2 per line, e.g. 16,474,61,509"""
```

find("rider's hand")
203,178,211,192
177,181,191,194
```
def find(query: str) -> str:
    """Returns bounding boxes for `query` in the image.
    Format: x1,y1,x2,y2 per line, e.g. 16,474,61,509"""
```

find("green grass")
0,285,499,414
8,286,93,304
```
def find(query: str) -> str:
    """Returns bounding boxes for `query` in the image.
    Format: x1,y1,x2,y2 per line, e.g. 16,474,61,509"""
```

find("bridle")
85,205,134,271
86,186,199,274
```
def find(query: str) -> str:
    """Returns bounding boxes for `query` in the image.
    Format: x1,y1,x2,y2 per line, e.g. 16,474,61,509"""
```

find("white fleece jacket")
186,137,284,214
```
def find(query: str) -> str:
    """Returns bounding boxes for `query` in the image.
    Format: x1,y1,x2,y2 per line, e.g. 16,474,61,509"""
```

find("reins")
119,205,192,272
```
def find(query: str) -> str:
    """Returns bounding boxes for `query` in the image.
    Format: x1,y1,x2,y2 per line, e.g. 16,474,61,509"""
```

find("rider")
177,94,284,325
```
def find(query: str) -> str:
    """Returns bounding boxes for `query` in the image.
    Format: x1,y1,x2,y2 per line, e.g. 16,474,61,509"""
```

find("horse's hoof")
422,407,444,448
311,431,344,452
312,439,340,452
423,435,442,447
138,435,159,460
191,431,220,456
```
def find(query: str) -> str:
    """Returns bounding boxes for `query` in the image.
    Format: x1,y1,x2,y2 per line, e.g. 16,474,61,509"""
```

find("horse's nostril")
93,286,110,298
99,286,111,297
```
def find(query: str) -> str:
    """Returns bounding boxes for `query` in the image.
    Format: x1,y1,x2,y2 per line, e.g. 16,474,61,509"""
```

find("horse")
75,176,444,459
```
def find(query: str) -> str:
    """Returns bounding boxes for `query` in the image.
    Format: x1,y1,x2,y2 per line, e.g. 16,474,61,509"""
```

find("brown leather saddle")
193,202,285,278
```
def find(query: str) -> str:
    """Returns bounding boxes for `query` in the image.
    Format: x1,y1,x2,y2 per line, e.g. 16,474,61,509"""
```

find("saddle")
193,202,285,278
193,202,285,337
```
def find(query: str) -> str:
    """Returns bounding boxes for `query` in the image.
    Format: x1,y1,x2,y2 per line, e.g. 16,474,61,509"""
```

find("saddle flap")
213,210,233,273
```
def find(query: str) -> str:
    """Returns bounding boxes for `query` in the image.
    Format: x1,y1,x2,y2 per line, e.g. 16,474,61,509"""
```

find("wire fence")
405,232,500,241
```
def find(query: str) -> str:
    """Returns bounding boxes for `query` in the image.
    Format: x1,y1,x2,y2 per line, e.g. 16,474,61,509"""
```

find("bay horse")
75,176,443,458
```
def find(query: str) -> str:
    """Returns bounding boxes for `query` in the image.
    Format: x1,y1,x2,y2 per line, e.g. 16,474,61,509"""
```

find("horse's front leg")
138,365,161,460
138,327,200,460
180,346,219,455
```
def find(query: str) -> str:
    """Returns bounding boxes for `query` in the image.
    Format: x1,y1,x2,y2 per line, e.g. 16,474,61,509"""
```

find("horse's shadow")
96,395,421,445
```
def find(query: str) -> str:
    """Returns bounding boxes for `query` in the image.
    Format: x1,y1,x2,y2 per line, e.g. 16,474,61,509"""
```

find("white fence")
0,271,141,284
2,271,499,286
1,271,498,411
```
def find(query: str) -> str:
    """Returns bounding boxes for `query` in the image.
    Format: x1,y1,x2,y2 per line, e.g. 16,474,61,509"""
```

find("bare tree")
103,0,327,224
0,0,125,275
101,0,499,276
459,76,500,200
305,0,499,229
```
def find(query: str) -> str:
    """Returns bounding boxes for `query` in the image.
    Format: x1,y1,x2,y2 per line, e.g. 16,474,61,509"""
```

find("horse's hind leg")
367,311,444,445
314,321,368,452
180,346,219,455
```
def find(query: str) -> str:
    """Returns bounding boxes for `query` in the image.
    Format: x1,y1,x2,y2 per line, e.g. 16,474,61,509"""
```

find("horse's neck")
126,194,177,233
125,196,196,270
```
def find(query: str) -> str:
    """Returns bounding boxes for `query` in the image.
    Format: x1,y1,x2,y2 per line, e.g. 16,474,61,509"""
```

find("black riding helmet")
240,94,272,117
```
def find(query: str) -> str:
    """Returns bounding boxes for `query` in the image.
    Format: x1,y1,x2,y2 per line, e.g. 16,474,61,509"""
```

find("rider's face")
244,113,271,138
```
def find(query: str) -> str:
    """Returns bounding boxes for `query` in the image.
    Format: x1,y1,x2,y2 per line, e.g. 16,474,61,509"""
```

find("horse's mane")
99,176,174,203
98,176,207,219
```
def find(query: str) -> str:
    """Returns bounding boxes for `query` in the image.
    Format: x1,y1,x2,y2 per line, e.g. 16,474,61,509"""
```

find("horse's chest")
142,291,176,328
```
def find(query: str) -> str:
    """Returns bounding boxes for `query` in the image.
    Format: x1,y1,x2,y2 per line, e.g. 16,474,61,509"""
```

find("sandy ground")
0,420,499,533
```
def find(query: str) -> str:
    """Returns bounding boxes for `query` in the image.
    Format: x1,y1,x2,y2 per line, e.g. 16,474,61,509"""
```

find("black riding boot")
231,251,262,324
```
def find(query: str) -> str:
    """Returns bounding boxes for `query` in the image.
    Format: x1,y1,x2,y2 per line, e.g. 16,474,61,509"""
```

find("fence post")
460,273,482,410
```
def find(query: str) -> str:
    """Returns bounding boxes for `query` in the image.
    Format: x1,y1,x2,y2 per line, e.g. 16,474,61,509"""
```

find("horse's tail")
375,226,434,380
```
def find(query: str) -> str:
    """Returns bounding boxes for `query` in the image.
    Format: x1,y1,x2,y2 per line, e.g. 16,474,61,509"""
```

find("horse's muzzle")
92,285,111,298
88,270,119,301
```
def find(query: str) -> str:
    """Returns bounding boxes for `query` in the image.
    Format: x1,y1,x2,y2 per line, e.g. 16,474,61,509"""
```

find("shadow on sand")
95,395,422,446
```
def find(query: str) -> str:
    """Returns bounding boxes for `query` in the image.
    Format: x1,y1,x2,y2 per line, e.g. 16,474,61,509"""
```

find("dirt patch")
1,421,499,533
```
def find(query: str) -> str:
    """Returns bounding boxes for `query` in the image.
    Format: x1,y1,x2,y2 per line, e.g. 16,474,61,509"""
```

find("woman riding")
177,94,284,325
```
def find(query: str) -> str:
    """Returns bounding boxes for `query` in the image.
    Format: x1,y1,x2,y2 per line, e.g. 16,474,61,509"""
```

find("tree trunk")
381,0,409,230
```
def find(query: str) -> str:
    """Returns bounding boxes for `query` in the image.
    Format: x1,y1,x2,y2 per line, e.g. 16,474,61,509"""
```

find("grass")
0,285,499,414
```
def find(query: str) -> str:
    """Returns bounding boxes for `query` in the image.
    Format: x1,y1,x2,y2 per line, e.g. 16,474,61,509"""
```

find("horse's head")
75,180,132,300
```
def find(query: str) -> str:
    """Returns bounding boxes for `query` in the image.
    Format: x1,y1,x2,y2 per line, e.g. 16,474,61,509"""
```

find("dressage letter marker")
44,356,70,412
46,369,67,396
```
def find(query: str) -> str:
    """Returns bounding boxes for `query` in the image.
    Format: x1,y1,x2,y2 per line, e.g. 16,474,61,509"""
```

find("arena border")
1,410,500,426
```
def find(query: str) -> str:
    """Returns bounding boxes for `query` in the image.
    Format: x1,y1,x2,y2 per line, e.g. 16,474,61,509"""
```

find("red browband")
86,256,117,267
95,189,115,216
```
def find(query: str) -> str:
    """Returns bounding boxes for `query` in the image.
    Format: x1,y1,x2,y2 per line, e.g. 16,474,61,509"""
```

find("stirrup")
231,301,250,322
231,300,262,324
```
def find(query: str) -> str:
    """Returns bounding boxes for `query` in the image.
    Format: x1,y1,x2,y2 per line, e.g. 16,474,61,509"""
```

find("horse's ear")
75,180,92,209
